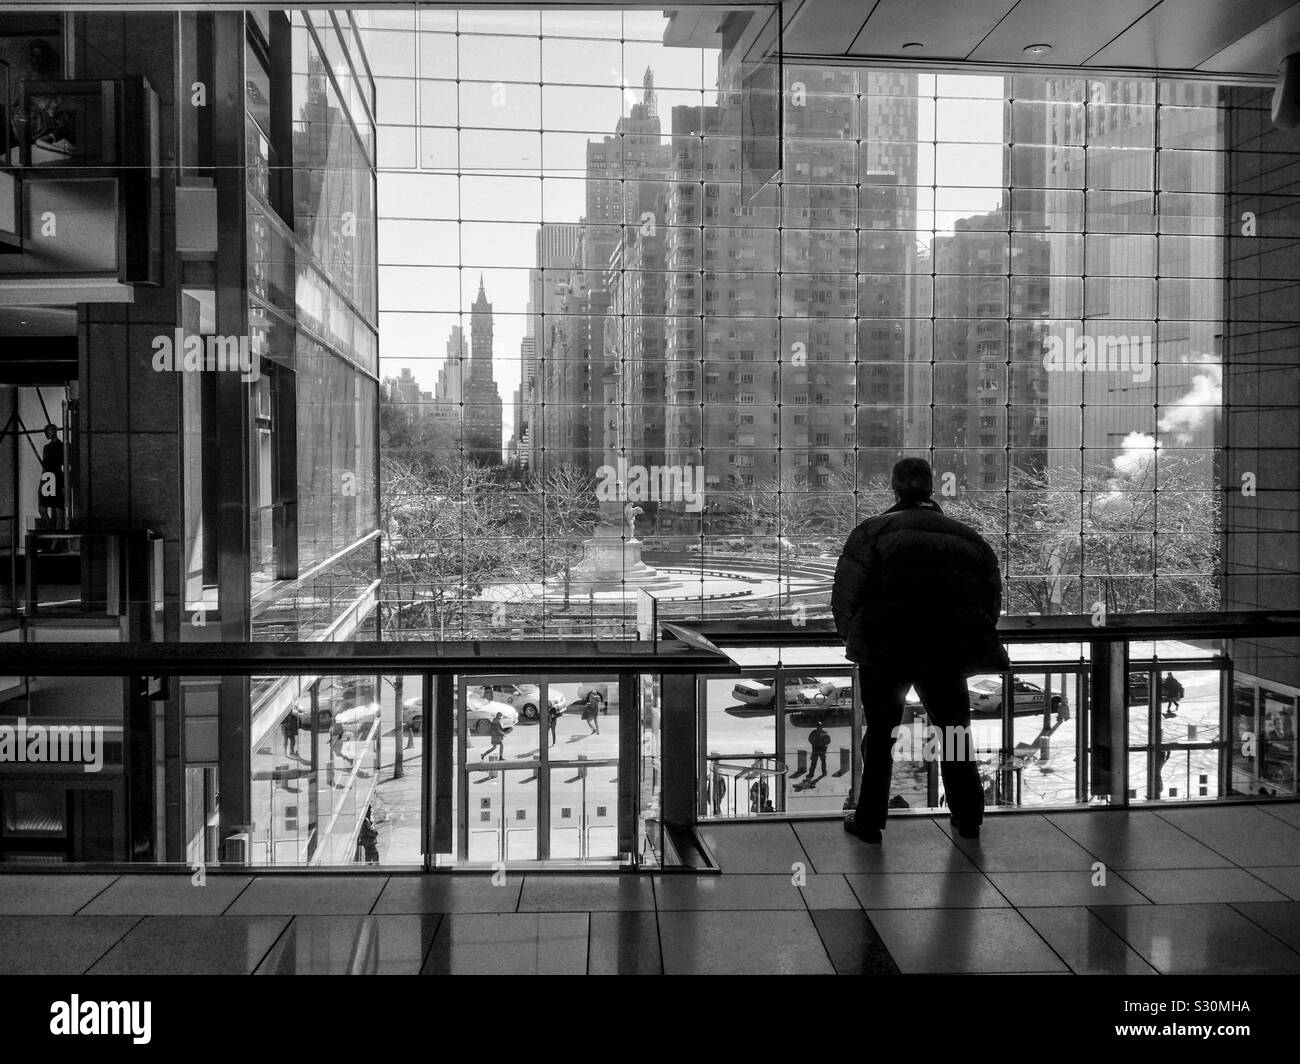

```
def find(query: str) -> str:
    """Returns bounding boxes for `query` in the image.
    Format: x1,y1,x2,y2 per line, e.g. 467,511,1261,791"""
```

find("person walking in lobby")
806,721,831,785
831,457,1010,844
481,712,507,762
1161,673,1184,718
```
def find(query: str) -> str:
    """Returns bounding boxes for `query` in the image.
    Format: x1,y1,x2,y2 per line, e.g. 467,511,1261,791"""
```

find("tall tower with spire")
463,275,503,465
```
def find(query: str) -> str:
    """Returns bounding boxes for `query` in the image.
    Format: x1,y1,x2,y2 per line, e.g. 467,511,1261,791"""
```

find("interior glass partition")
701,647,860,819
696,630,1236,820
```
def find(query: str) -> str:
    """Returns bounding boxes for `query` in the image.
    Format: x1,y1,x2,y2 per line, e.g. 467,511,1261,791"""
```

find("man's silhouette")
831,458,1009,844
807,721,831,784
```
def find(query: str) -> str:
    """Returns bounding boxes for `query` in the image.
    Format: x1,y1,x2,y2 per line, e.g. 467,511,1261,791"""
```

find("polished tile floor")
1,803,1298,974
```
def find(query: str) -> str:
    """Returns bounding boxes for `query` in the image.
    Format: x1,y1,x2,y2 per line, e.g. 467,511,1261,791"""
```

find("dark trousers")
854,667,984,831
809,750,827,778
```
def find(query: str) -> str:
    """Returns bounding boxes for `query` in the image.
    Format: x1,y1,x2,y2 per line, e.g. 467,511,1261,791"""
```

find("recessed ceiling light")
901,42,924,51
1024,43,1052,56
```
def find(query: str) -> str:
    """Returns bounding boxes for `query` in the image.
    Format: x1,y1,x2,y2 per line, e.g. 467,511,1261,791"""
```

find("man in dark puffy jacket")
831,457,1009,844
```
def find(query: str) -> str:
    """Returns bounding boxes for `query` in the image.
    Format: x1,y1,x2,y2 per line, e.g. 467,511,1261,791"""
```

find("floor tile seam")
417,912,445,974
1224,900,1300,959
1255,803,1300,827
367,877,391,915
1075,906,1161,974
1081,864,1158,905
220,876,258,916
1149,807,1273,868
650,877,667,974
71,875,124,916
1038,811,1125,873
884,893,1077,975
79,914,146,976
1234,865,1299,901
788,818,817,875
250,914,297,976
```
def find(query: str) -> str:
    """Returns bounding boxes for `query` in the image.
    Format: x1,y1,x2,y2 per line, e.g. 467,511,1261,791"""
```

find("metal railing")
681,611,1300,819
1,611,1297,871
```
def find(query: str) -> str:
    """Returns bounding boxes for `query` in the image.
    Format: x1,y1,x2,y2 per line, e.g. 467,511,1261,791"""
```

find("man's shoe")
843,812,882,844
949,816,980,840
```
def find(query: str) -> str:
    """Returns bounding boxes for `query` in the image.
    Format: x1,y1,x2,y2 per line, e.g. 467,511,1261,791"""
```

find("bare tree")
946,451,1220,616
525,462,599,607
380,455,531,639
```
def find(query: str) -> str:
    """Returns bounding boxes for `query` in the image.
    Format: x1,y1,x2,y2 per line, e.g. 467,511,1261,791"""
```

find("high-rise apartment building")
528,222,580,473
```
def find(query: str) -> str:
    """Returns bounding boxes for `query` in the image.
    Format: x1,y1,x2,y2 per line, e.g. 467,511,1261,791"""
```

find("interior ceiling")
5,1,1295,75
0,306,77,337
782,0,1300,76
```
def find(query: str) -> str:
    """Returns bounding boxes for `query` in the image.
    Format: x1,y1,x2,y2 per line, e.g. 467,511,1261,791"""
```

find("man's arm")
980,538,1003,623
831,531,872,641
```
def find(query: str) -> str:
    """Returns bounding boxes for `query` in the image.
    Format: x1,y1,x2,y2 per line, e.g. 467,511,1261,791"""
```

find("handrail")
6,611,1298,675
675,611,1300,646
251,528,380,613
1,637,734,675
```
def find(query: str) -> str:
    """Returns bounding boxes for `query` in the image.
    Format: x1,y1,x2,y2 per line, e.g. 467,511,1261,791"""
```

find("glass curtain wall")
371,8,1232,644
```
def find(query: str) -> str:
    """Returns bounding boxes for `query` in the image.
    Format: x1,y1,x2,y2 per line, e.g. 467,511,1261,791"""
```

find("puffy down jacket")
831,499,1010,676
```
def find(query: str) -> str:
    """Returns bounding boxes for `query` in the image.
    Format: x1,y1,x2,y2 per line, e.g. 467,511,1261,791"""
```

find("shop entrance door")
456,674,620,864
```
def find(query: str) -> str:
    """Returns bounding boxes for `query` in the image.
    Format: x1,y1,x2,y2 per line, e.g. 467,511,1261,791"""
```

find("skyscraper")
463,276,503,465
529,222,580,474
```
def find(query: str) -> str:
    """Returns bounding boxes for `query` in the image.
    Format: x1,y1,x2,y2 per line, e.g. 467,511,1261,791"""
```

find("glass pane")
702,675,776,817
784,672,854,813
638,673,663,866
469,769,538,862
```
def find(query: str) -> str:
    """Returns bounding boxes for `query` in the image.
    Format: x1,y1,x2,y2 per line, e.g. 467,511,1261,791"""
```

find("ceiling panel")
847,0,1020,59
0,306,77,337
1087,0,1294,69
969,0,1160,66
1197,1,1300,73
781,0,875,56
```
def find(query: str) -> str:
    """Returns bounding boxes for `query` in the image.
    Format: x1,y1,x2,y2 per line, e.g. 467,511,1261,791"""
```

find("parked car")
397,692,520,735
329,703,383,745
400,697,424,734
467,690,519,734
790,683,857,725
1127,673,1155,705
732,675,837,708
487,683,565,721
967,677,1052,716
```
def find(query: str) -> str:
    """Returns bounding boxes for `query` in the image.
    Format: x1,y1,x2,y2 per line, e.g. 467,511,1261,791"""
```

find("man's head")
43,423,58,441
891,457,933,502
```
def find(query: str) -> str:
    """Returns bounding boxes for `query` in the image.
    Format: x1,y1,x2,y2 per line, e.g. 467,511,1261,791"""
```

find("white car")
488,683,565,721
397,693,520,735
466,690,519,734
732,675,836,708
332,702,380,737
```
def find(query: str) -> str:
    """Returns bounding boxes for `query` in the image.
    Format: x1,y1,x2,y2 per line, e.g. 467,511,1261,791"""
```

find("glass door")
456,674,621,864
1129,663,1227,802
